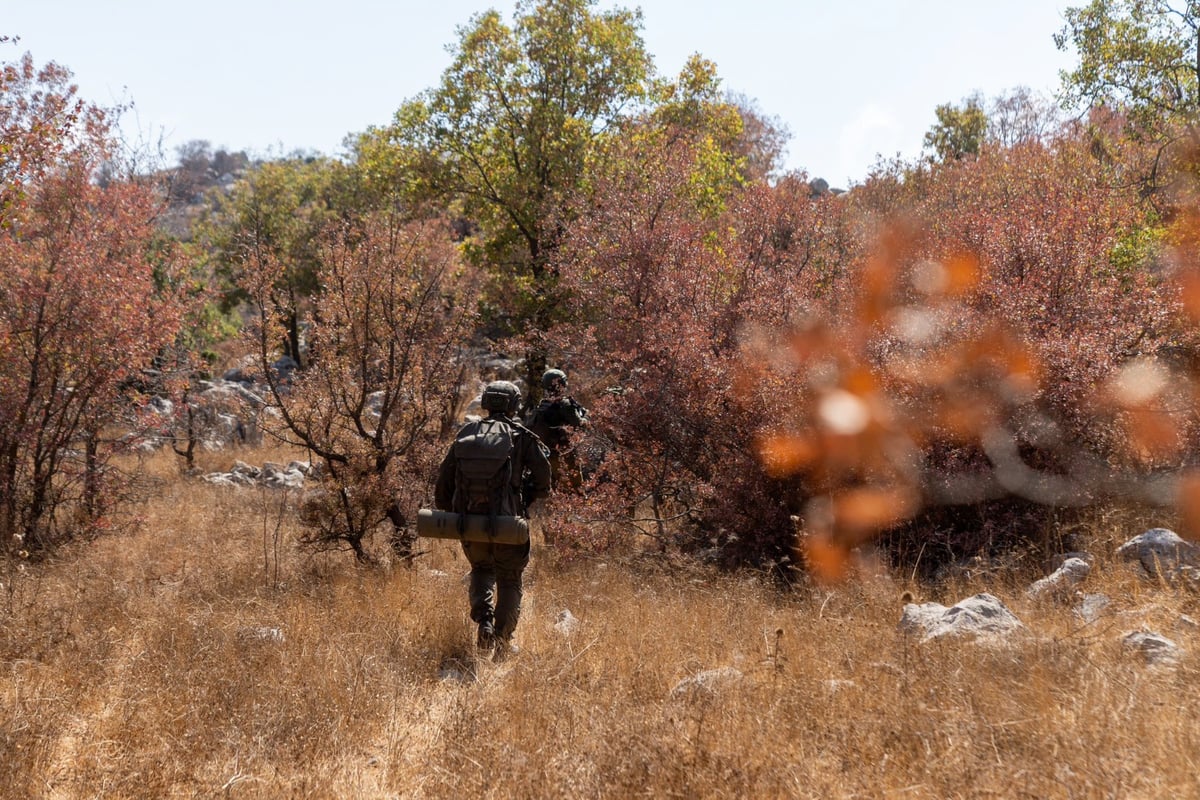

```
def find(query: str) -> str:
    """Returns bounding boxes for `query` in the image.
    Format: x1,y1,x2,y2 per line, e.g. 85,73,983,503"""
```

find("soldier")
526,368,588,492
435,380,551,660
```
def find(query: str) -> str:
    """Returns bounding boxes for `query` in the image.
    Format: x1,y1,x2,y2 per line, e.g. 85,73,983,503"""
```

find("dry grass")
2,446,1199,799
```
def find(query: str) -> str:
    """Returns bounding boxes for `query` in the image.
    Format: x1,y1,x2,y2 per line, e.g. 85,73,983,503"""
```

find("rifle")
564,396,588,424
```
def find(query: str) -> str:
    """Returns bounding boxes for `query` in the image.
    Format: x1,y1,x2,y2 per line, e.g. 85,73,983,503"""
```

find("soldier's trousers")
461,539,531,640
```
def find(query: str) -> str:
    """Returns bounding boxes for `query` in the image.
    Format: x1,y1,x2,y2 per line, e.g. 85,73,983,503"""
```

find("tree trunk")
83,429,99,520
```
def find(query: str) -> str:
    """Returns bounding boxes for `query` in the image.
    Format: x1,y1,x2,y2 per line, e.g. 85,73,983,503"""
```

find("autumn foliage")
9,3,1200,585
0,52,184,551
239,210,480,560
546,117,1200,578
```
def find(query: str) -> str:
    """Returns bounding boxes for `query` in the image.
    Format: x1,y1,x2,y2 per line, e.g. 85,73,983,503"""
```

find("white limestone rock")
553,609,580,635
1074,593,1111,624
1116,528,1200,579
899,593,1024,642
1027,557,1091,601
670,667,744,697
1122,630,1180,666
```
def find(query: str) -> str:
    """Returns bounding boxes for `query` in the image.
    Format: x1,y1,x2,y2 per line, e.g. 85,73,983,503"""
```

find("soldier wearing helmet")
435,380,551,660
526,368,588,493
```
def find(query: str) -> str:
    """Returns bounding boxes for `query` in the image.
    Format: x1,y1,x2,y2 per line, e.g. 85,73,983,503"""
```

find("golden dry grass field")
2,446,1199,799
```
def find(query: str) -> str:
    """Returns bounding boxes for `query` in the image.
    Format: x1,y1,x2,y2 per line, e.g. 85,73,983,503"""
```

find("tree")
204,156,342,366
726,92,790,183
758,127,1193,579
1056,1,1200,198
169,139,250,208
923,94,989,161
549,132,854,568
1057,0,1200,134
987,86,1062,148
550,111,1194,575
0,50,89,221
644,55,754,215
241,210,480,561
366,0,654,399
0,51,186,551
922,89,1061,165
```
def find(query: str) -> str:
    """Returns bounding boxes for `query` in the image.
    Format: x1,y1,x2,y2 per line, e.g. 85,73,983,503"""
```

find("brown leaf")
757,433,818,477
832,486,920,542
1177,471,1200,541
1177,267,1200,322
1126,407,1183,462
801,533,850,583
943,252,981,296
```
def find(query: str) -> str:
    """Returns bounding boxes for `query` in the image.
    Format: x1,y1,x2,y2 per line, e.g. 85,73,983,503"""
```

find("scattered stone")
478,354,519,380
222,366,254,383
553,609,580,635
271,356,299,385
232,460,261,479
148,395,174,416
128,436,164,454
1027,557,1090,601
899,593,1024,642
898,601,950,634
1047,551,1094,572
236,626,285,644
670,667,743,697
824,679,857,693
1116,528,1200,580
201,473,237,487
201,459,310,490
261,462,306,489
438,660,475,683
1179,565,1200,590
1074,593,1111,624
1122,630,1180,666
365,390,386,419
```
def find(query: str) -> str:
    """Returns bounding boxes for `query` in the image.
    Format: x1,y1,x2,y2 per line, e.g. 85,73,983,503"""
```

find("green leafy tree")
365,0,654,396
1057,0,1200,136
923,94,989,161
204,157,343,366
1056,2,1200,214
645,54,751,215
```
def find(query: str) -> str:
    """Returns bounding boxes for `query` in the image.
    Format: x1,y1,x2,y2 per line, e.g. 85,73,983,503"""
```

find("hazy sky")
5,1,1075,186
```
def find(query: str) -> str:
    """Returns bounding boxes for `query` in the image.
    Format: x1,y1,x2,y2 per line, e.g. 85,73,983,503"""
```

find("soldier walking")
435,381,551,660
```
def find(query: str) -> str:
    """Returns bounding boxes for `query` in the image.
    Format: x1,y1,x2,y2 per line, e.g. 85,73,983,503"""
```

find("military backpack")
451,417,518,517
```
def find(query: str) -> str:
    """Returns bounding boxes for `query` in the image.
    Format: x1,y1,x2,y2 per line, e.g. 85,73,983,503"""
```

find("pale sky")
5,1,1075,187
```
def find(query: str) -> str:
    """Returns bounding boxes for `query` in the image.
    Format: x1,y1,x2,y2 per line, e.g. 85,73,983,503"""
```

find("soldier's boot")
492,637,520,663
476,620,497,652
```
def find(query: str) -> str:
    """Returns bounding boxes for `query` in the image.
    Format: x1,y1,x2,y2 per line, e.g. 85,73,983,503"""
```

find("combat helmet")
541,368,568,392
480,380,521,416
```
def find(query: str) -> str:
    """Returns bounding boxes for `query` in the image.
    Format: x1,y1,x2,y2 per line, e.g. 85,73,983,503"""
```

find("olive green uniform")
435,413,551,643
527,394,587,491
